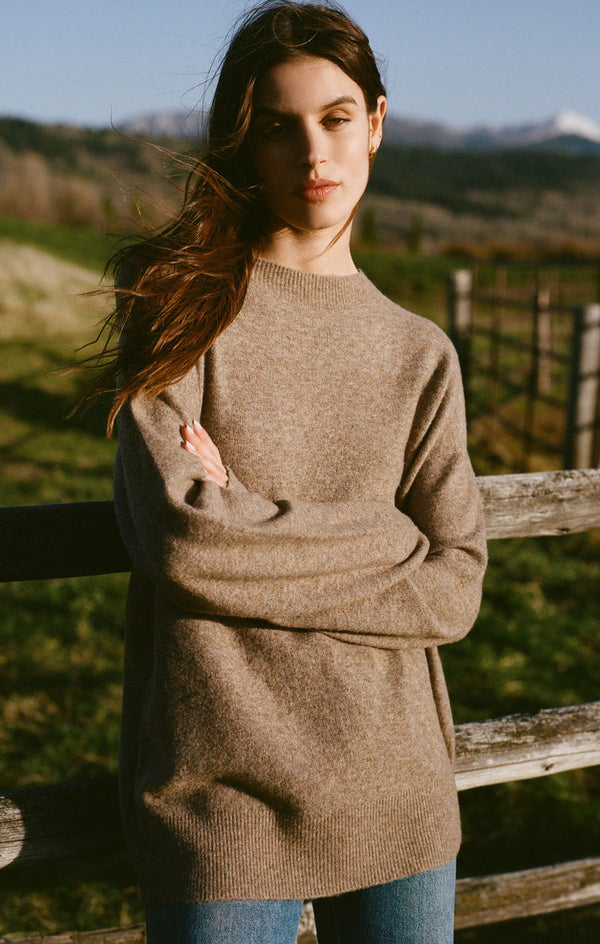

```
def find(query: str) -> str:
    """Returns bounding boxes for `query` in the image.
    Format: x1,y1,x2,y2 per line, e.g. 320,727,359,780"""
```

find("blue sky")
3,0,600,130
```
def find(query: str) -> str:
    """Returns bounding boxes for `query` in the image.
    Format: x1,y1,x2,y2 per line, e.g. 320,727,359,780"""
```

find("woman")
102,2,487,941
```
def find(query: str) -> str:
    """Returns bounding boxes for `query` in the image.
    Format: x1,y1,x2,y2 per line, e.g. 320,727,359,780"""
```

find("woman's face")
249,55,386,244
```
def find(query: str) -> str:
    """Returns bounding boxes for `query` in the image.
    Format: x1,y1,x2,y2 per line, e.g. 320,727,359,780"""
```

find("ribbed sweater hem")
135,788,461,904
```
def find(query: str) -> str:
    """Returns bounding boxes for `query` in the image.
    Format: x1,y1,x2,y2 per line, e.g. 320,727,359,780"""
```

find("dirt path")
0,241,110,339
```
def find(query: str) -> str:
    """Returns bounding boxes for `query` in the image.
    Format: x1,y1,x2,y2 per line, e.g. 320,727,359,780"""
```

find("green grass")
0,215,119,273
0,332,116,505
1,227,599,940
355,247,466,325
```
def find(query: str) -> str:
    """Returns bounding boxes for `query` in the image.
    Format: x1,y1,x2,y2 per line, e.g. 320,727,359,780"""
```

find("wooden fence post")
448,269,473,396
534,286,552,395
565,304,600,468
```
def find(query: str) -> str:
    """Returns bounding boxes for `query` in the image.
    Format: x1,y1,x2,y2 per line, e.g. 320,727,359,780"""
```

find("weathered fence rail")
2,702,600,871
2,469,600,584
2,468,600,940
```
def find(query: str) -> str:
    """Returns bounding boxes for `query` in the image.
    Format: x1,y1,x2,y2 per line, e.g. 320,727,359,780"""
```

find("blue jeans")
145,858,456,943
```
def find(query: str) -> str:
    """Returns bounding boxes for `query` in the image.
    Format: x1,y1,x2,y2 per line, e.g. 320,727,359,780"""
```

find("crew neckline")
252,257,371,307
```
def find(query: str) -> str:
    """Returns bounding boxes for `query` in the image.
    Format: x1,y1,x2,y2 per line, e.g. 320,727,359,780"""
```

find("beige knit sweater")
114,258,487,905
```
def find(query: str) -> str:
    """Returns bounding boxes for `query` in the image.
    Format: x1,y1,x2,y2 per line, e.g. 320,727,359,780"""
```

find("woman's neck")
258,224,358,276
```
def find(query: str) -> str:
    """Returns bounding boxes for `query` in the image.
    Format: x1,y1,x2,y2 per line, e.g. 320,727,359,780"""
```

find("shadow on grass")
3,663,122,699
0,377,111,440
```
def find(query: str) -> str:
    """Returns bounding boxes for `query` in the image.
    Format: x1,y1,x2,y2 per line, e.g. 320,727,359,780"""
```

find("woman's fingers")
181,437,221,475
181,438,228,487
192,420,223,464
180,421,219,459
179,423,229,487
181,423,224,471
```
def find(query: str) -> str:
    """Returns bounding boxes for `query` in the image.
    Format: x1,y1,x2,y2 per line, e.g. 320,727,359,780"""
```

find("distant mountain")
119,108,600,154
119,110,205,140
385,110,600,154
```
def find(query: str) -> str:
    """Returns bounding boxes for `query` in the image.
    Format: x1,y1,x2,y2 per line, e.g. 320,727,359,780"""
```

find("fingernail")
193,419,203,431
184,441,197,453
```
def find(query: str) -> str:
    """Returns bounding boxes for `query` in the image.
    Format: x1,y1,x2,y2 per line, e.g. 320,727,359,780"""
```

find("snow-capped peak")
487,110,600,148
552,110,600,142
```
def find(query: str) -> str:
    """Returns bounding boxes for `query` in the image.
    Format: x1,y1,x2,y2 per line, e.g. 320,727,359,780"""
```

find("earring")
369,144,378,159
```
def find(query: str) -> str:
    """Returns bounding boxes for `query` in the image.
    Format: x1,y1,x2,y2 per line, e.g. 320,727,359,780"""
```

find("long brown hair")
84,1,386,435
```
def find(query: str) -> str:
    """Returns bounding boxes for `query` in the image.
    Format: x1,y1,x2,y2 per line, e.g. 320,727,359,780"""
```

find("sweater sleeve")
288,350,487,648
114,351,486,649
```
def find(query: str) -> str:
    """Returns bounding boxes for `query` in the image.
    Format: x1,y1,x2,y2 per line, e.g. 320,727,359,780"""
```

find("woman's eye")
325,116,350,128
258,122,287,139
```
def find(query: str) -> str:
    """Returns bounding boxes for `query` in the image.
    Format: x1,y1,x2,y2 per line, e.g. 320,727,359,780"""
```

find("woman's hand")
180,420,229,488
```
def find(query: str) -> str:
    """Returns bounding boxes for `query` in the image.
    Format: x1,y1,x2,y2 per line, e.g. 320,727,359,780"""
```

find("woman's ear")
369,95,387,154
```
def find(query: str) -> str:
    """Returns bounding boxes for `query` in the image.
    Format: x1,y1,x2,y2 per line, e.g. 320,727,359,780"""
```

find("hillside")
0,116,185,233
0,240,108,341
365,144,600,254
1,115,600,256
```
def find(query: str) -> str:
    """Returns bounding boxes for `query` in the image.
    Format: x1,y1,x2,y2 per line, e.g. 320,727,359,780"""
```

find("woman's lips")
294,179,339,202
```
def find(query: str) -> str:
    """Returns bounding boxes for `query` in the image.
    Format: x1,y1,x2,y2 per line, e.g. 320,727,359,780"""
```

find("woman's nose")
295,124,325,168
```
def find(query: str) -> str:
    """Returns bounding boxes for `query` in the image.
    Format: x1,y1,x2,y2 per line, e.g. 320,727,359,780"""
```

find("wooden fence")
448,267,600,472
2,468,600,942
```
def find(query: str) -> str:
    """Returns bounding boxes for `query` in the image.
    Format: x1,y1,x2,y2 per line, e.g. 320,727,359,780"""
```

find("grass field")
1,219,599,941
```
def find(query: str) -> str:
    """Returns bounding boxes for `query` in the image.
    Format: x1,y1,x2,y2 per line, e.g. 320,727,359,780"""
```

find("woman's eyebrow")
253,95,359,117
320,95,359,110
